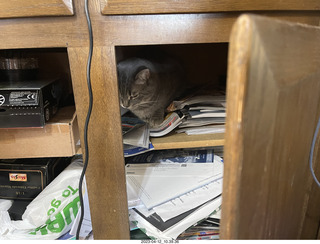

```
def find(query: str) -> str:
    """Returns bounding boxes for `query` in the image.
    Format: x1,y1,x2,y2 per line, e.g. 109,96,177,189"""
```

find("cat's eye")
130,94,139,99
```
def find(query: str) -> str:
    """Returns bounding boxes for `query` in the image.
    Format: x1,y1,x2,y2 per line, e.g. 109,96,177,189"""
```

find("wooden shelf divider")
151,132,224,150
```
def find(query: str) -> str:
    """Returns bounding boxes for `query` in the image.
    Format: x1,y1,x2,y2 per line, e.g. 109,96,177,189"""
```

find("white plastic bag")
0,156,83,240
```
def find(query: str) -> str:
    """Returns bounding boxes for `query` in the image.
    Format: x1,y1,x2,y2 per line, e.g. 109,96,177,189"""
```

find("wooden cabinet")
0,0,74,19
1,0,320,240
0,48,78,159
223,14,320,239
100,0,320,15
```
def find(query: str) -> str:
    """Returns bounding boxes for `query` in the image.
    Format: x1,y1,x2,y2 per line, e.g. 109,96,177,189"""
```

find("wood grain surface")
68,46,130,239
0,0,320,240
221,14,320,239
0,0,74,19
100,0,320,15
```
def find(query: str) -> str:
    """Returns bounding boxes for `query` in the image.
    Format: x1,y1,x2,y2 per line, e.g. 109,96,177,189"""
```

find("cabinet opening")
115,43,228,151
116,43,228,89
0,48,80,159
115,43,227,240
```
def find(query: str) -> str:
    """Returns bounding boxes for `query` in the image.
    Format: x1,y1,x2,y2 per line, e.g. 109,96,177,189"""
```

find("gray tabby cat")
117,56,185,128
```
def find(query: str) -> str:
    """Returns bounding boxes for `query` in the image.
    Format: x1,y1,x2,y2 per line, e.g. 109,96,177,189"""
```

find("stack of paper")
177,208,221,240
123,124,150,149
121,94,226,143
169,94,226,136
126,152,223,240
121,112,155,157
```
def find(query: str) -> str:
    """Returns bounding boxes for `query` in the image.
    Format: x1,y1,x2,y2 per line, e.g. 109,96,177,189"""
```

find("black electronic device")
0,78,61,128
0,157,71,200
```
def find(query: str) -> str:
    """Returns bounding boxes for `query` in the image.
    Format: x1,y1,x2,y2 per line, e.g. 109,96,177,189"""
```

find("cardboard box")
0,106,80,159
0,157,71,200
0,79,61,128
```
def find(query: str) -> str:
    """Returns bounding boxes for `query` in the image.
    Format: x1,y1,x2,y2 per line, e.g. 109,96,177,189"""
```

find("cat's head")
117,58,158,110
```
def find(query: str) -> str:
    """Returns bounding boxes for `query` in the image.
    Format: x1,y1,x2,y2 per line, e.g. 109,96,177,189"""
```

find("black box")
0,157,71,200
0,78,61,128
8,199,32,220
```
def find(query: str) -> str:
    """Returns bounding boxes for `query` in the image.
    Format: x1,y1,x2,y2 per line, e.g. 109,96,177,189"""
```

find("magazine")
123,142,155,157
149,110,186,137
121,114,145,135
125,148,215,164
188,110,226,118
176,124,225,135
123,123,150,148
178,117,225,128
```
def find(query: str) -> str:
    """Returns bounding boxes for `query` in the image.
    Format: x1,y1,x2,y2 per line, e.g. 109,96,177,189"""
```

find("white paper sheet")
126,182,143,209
126,162,223,209
134,178,222,221
129,196,222,240
153,178,222,221
176,124,225,135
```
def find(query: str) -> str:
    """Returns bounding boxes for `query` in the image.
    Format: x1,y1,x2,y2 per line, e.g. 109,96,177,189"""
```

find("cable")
76,0,93,240
309,116,320,188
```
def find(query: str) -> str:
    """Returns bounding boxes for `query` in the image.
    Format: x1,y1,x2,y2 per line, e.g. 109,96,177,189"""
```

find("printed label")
9,173,27,182
9,91,38,105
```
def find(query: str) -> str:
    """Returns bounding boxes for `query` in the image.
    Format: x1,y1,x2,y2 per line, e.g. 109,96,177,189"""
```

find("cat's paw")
148,117,164,128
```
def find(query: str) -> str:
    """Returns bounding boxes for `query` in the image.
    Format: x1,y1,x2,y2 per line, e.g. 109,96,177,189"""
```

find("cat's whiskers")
132,100,156,108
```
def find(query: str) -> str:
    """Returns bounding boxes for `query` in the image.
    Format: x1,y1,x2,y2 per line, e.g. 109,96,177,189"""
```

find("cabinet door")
0,0,73,19
100,0,320,15
222,14,320,239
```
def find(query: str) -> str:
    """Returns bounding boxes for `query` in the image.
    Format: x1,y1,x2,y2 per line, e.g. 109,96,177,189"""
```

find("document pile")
177,208,221,240
121,90,226,145
121,113,154,157
126,148,223,240
167,94,226,136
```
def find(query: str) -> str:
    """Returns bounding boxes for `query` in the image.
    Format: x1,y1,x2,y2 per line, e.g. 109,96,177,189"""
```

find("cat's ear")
135,69,150,85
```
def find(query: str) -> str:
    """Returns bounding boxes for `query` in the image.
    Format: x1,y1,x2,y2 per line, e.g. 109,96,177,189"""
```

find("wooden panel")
0,0,320,240
0,10,320,50
300,135,320,238
151,133,224,150
221,14,320,239
68,46,130,239
101,0,320,15
0,0,73,19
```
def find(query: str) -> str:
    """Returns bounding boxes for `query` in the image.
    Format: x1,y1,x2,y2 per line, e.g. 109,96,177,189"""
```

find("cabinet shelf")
0,106,80,159
150,132,224,150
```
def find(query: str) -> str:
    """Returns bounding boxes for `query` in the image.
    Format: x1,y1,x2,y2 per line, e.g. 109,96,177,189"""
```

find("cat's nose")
121,100,129,108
